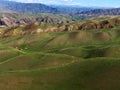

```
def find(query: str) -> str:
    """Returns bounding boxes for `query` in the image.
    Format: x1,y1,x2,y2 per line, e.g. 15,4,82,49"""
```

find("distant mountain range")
0,0,120,19
76,8,120,17
0,0,58,14
50,5,95,14
0,0,95,14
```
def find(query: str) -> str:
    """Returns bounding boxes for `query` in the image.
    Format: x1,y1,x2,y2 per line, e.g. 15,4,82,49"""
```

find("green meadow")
0,27,120,90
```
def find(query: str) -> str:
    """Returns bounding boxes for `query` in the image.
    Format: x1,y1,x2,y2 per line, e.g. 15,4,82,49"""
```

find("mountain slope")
0,13,76,27
0,5,13,13
0,0,58,14
50,5,95,14
76,8,120,17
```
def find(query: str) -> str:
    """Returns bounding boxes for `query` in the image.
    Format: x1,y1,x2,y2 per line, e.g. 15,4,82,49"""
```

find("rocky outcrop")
0,16,17,27
36,17,62,24
0,16,66,27
1,16,120,38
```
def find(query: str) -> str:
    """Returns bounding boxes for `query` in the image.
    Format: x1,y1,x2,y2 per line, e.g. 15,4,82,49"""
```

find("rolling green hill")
1,16,120,90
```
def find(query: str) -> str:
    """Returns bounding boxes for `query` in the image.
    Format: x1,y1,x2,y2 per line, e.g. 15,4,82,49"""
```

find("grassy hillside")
0,58,120,90
1,17,120,90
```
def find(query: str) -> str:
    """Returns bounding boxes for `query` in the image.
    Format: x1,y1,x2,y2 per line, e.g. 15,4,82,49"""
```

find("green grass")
1,28,120,90
0,44,22,63
0,53,78,72
0,58,120,90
